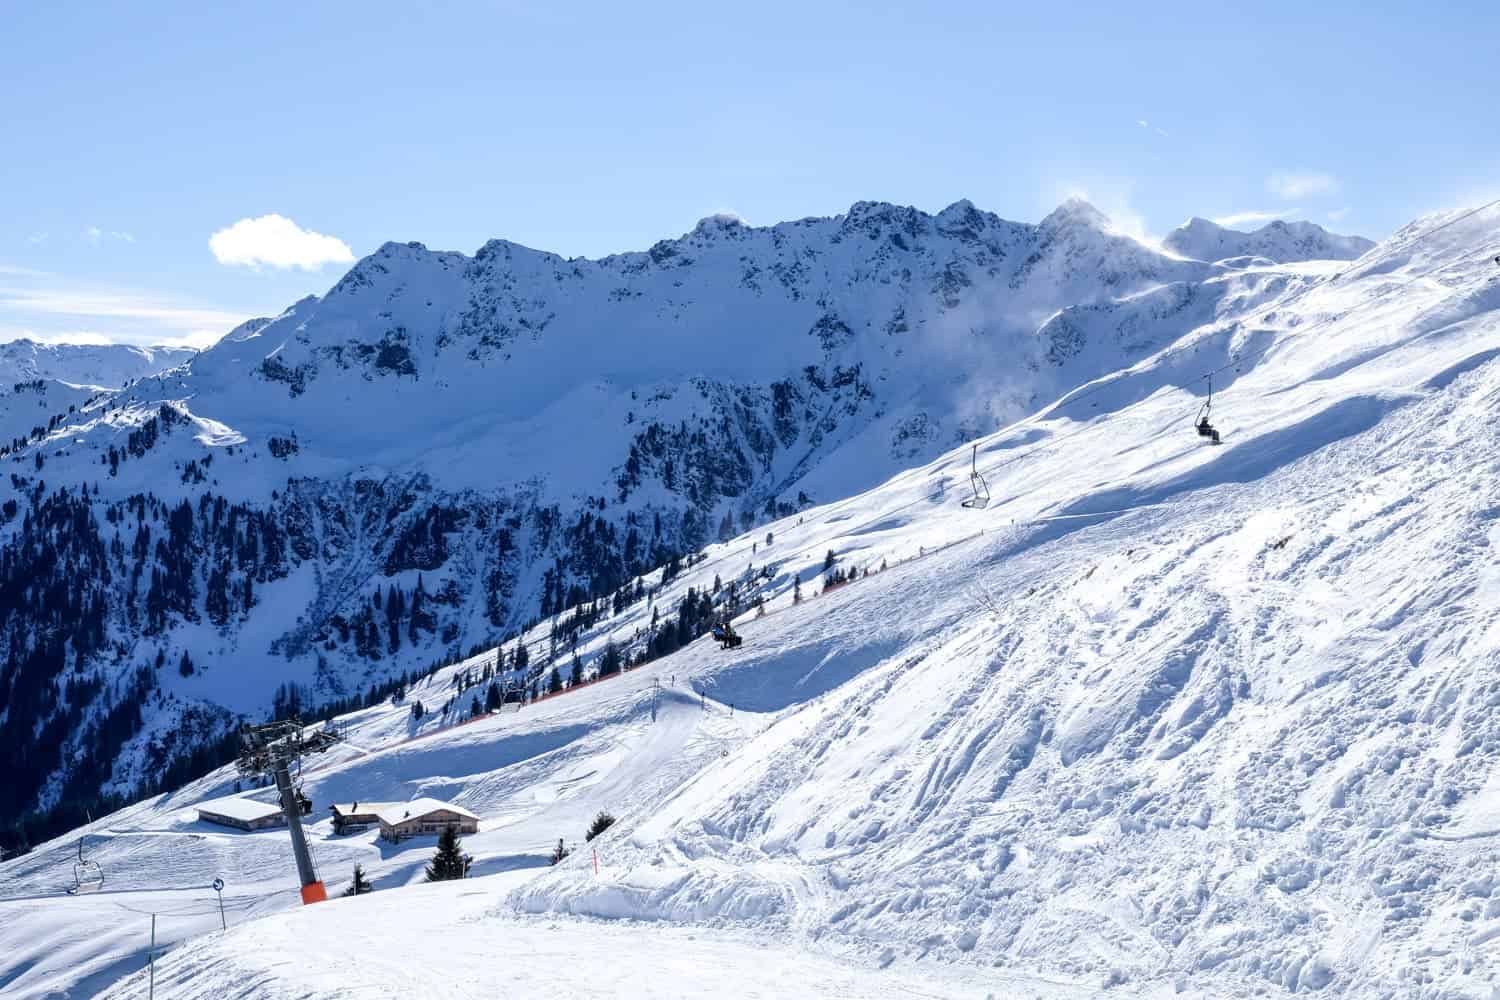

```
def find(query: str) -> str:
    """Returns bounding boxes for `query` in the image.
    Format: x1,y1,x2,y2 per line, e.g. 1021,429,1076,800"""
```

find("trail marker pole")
593,848,599,875
213,877,226,930
148,913,156,1000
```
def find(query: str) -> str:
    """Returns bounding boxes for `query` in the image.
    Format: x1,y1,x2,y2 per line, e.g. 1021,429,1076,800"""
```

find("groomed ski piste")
4,203,1500,998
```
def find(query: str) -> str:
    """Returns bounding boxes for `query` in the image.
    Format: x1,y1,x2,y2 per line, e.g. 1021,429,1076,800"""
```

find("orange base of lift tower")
300,881,328,905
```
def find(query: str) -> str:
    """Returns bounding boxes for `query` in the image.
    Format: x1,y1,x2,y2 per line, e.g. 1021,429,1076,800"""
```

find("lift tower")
237,717,341,904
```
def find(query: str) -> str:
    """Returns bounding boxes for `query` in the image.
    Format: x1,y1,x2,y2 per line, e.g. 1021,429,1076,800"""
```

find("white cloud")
1266,169,1337,200
83,226,136,245
210,214,354,271
1326,207,1351,222
1135,120,1169,137
26,232,47,246
1211,210,1290,229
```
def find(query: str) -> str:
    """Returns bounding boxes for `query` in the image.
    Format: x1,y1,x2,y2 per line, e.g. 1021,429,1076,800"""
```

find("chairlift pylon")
961,444,991,509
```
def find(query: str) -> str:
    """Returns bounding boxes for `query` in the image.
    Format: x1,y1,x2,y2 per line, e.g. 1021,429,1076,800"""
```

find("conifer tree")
424,826,472,881
344,862,373,896
585,811,616,842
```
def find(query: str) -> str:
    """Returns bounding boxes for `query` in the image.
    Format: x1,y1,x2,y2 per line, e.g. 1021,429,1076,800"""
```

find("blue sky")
1,1,1494,347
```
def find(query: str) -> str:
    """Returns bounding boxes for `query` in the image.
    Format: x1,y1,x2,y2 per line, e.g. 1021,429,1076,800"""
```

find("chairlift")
961,445,991,509
68,837,104,894
1195,376,1222,445
711,621,743,649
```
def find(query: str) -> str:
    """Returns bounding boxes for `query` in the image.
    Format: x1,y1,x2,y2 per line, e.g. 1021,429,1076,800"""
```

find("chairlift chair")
68,839,104,894
1195,377,1222,445
961,445,991,509
712,621,743,649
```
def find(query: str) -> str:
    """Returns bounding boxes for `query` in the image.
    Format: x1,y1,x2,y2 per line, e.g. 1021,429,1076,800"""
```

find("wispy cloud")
1326,207,1351,223
0,271,252,348
1267,169,1337,200
1211,209,1289,229
1134,119,1170,137
26,232,47,246
83,226,135,245
0,327,120,347
210,214,354,271
1045,179,1156,244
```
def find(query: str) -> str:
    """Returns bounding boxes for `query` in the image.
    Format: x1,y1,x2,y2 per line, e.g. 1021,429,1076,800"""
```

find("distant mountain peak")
1164,216,1373,264
1040,197,1110,231
690,212,748,238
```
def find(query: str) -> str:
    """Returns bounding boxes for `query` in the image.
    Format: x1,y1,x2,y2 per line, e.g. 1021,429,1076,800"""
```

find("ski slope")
4,203,1500,997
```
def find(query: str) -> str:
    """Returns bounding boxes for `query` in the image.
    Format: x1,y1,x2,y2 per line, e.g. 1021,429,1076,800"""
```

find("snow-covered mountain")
4,200,1498,999
0,196,1236,850
0,339,200,450
0,338,198,388
1164,217,1374,264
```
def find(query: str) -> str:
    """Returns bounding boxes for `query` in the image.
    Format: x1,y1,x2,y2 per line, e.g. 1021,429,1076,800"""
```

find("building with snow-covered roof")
329,801,401,835
196,796,286,831
376,798,479,842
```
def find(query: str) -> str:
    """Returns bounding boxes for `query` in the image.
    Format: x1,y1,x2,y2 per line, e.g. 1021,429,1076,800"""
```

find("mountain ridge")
1163,215,1374,264
0,196,1389,856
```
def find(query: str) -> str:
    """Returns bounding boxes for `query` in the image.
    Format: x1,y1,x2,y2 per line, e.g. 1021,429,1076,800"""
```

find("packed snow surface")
3,202,1500,998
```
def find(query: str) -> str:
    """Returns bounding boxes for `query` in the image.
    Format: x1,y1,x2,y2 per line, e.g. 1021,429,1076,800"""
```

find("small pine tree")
344,862,373,896
424,826,473,882
793,575,802,604
585,811,616,842
549,837,570,865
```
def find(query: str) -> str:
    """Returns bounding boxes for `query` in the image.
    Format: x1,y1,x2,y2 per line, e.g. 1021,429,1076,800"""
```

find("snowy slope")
0,338,198,389
1164,217,1374,265
0,338,199,447
0,196,1231,837
5,202,1500,998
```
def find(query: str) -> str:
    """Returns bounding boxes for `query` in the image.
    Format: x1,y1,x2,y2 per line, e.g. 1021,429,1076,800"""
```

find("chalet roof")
374,798,479,826
329,802,400,818
196,796,283,822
